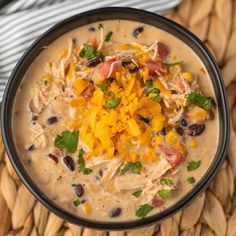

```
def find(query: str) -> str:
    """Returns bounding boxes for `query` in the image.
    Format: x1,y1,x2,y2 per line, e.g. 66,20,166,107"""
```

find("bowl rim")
1,7,230,230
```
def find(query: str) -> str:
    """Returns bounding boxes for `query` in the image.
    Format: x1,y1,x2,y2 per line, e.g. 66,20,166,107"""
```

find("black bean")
72,38,77,45
133,26,144,38
32,115,38,121
98,170,103,177
63,156,75,171
109,207,122,217
47,116,58,125
48,153,58,164
180,118,188,127
89,26,96,32
86,54,104,67
74,184,84,197
160,127,167,135
27,144,35,151
139,116,150,124
176,127,184,136
122,60,138,73
188,123,205,136
106,77,114,84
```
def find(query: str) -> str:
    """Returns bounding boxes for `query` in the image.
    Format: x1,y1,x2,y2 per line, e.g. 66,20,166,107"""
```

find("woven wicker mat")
1,0,236,235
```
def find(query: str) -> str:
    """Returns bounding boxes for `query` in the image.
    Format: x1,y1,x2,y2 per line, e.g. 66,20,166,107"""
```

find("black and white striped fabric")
0,0,181,100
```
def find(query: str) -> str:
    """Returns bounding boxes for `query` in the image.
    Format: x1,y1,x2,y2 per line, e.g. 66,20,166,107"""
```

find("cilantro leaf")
54,130,79,153
145,79,153,87
157,189,172,199
79,43,100,60
135,204,153,218
164,61,184,68
161,178,173,186
73,199,81,206
187,177,196,184
44,80,48,86
132,161,142,174
105,96,121,109
105,31,113,42
187,161,201,171
187,92,213,111
120,162,132,175
132,190,143,198
78,148,93,175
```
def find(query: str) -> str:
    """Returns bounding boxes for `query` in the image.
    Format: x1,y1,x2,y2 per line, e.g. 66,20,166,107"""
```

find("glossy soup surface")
13,20,219,221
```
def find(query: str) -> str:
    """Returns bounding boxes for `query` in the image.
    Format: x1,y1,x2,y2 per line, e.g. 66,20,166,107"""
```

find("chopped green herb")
187,92,213,111
56,176,62,181
105,96,122,109
120,161,143,175
54,130,79,153
187,177,196,184
73,199,81,206
120,162,132,175
146,88,161,102
79,43,100,60
164,61,184,68
147,88,160,95
78,148,93,175
151,94,161,102
187,161,201,171
98,23,103,29
161,178,173,186
105,31,113,42
44,80,48,86
157,189,172,199
132,161,142,174
132,190,143,198
145,79,153,87
135,204,153,218
96,84,113,96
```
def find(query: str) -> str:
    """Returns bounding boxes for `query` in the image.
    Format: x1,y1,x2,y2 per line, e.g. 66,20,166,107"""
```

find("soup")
12,20,219,221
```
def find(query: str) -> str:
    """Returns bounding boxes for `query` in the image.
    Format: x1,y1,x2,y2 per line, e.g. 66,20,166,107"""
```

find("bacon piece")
152,197,164,207
158,144,182,167
146,60,168,76
81,85,95,100
157,42,170,60
98,58,122,79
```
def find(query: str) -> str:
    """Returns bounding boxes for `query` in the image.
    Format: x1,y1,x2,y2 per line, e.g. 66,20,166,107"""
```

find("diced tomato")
91,37,98,49
158,144,182,167
152,197,164,207
157,42,169,60
98,58,122,79
145,60,168,76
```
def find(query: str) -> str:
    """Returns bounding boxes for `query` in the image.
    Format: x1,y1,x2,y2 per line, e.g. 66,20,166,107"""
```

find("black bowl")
1,7,230,230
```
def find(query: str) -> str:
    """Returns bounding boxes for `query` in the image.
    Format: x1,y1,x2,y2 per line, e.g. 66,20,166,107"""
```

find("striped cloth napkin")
0,0,181,100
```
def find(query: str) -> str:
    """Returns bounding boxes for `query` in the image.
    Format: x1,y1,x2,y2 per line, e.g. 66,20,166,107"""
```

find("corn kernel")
128,152,138,162
82,202,91,215
188,106,207,122
174,143,187,157
182,72,193,83
152,135,163,145
166,130,181,146
151,114,166,132
190,139,199,148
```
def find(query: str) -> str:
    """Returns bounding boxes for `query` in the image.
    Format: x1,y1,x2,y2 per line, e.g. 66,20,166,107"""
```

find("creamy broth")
13,20,219,221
